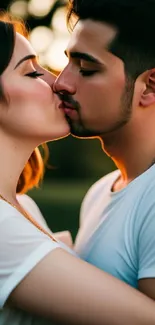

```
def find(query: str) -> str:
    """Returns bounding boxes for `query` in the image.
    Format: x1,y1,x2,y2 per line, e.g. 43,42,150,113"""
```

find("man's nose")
53,68,76,95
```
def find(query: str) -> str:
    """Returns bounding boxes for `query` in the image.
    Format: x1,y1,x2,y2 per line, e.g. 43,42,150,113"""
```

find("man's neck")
100,122,155,191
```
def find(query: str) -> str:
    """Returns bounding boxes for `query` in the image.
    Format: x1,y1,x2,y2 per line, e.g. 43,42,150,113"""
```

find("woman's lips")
59,101,76,110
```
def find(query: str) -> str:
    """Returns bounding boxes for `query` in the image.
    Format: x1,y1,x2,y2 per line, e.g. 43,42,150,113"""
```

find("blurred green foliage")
29,137,115,238
45,136,115,181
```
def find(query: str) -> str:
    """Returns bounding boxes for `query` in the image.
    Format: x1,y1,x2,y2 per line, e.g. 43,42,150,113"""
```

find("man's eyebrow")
64,50,101,64
14,54,36,69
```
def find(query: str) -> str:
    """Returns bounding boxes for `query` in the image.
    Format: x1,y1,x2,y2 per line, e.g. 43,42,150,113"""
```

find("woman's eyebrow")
14,54,36,69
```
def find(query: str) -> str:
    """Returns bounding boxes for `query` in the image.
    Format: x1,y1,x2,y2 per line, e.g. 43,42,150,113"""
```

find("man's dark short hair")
67,0,155,80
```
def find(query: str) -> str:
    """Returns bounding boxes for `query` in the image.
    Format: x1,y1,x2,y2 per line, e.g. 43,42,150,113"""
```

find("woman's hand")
54,230,73,248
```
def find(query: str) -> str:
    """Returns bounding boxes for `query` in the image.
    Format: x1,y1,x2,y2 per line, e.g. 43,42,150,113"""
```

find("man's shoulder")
86,169,119,197
137,165,155,204
138,172,155,212
80,170,119,218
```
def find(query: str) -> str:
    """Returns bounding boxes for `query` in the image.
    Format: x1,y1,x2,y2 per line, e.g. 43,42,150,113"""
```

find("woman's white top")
0,194,76,325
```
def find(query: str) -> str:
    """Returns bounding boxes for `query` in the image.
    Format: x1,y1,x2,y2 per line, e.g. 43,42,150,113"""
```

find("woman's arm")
9,248,155,325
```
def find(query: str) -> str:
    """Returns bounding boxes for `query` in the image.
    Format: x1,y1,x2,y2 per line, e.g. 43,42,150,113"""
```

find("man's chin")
67,117,100,138
70,126,99,139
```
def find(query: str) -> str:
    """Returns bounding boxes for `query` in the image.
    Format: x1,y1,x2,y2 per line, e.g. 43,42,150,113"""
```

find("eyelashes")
26,69,97,78
79,69,98,77
25,71,44,78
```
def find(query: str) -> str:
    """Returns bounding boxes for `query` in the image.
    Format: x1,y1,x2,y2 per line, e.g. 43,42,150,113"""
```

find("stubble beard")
68,77,135,139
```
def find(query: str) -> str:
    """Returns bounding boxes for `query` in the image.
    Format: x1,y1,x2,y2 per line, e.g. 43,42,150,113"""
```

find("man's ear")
140,69,155,107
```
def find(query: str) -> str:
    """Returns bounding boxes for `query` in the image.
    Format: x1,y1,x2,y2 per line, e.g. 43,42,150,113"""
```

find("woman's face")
0,32,70,143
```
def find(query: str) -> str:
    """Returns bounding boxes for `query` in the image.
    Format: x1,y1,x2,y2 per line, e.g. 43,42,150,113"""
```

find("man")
53,0,155,300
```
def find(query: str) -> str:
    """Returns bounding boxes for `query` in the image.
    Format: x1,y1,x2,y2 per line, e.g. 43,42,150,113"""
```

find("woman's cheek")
7,80,52,104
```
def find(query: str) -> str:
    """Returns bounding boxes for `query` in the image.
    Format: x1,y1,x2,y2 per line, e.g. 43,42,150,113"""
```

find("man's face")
54,19,134,138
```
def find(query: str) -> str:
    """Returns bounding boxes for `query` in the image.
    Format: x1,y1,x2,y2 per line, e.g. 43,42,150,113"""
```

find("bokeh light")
45,37,69,71
30,26,53,53
9,0,28,18
28,0,56,17
52,6,69,36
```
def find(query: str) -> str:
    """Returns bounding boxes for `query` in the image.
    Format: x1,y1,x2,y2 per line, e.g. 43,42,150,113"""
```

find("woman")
0,13,155,325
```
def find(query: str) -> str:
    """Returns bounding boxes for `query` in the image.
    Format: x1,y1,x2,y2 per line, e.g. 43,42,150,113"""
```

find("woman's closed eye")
25,71,44,78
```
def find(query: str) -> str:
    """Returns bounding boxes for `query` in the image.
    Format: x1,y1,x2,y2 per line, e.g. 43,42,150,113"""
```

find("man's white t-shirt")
75,164,155,288
0,195,76,325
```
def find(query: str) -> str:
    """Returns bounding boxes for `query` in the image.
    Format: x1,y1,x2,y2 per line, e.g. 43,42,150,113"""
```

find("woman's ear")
140,69,155,107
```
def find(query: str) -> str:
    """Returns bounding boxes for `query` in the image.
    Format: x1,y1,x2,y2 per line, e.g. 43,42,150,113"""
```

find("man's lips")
59,101,79,119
